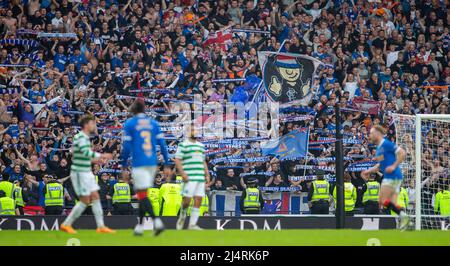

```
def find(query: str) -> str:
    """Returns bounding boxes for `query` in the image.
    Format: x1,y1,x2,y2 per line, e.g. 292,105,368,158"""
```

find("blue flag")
230,75,262,103
230,86,249,103
245,75,262,91
261,128,309,159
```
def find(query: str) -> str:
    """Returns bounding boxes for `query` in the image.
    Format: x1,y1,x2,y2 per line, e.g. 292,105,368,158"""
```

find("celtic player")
60,115,115,234
175,127,210,230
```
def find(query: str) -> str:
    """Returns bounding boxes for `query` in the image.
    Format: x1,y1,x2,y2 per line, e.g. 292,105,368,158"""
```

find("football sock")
383,199,401,215
91,199,105,228
189,207,200,226
139,198,155,225
63,201,87,226
179,207,187,220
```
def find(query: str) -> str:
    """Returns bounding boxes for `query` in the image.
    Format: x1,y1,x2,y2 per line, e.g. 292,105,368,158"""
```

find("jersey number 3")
140,131,152,154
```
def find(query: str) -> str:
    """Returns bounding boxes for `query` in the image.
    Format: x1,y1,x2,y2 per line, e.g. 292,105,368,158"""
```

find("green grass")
1,230,449,246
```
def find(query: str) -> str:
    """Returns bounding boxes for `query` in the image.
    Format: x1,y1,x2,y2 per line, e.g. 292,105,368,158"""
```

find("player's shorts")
71,171,100,197
181,181,206,198
132,166,157,190
381,178,402,193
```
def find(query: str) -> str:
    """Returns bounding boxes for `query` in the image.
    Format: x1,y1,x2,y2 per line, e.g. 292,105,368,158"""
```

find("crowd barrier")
0,215,398,230
210,190,311,216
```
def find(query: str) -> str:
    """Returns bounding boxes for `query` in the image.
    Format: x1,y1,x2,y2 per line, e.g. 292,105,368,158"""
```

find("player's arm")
386,146,405,173
57,175,71,183
174,158,188,182
361,163,380,180
204,161,210,185
119,120,132,168
79,137,101,159
154,122,170,165
173,142,188,182
155,123,172,179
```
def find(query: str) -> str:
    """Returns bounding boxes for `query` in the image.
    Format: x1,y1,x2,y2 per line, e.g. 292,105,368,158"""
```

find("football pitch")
1,230,449,246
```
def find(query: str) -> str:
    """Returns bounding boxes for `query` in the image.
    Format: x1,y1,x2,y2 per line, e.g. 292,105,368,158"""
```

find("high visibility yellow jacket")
311,180,330,202
112,182,131,203
159,183,182,216
0,197,16,215
147,187,161,216
333,182,357,212
434,190,450,216
363,181,380,203
0,181,15,199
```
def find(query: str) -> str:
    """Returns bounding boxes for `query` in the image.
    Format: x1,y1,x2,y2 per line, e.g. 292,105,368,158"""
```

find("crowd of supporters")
0,0,448,214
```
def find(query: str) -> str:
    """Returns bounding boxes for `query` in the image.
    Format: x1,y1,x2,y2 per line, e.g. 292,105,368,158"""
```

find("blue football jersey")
120,113,170,167
375,138,403,180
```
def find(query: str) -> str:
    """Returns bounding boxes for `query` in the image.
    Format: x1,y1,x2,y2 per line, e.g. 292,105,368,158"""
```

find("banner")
347,161,377,172
0,39,39,47
210,190,309,216
261,128,308,159
262,191,307,215
230,29,271,35
37,32,78,39
352,97,380,115
295,165,335,172
0,215,398,230
258,52,323,106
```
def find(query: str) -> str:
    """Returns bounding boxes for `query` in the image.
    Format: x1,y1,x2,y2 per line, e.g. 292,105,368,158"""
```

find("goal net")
392,114,450,230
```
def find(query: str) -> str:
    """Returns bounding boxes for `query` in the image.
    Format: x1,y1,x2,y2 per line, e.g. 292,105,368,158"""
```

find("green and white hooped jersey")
175,139,206,182
71,131,100,173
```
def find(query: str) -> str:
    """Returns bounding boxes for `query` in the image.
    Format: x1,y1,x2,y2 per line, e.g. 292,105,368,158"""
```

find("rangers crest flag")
258,52,324,106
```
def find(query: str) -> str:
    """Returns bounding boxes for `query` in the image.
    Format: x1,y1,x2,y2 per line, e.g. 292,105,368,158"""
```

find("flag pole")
334,101,345,229
301,128,311,180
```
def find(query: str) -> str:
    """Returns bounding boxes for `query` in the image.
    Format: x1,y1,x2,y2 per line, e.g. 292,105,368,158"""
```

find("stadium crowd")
0,0,448,215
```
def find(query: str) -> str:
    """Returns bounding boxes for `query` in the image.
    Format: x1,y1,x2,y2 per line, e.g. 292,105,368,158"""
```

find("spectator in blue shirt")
6,164,24,182
52,43,68,72
68,48,87,72
27,83,44,102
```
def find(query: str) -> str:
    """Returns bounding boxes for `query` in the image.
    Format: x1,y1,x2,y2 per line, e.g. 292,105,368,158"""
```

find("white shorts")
132,166,158,190
71,171,100,197
381,178,402,193
181,181,206,198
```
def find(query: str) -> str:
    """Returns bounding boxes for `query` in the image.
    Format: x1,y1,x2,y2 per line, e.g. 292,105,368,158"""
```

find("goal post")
415,114,421,230
414,114,449,230
393,114,450,230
